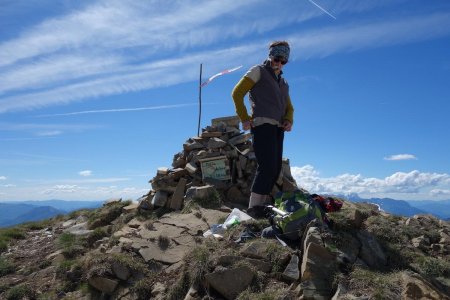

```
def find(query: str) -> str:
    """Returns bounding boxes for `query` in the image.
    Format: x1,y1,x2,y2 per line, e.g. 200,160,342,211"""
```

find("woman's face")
270,56,287,73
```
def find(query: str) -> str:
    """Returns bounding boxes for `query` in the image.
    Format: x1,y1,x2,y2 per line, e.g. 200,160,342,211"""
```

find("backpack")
270,190,325,240
310,194,343,212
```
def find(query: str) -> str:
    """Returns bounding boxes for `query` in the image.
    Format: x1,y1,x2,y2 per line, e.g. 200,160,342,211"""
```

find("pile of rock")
139,116,298,210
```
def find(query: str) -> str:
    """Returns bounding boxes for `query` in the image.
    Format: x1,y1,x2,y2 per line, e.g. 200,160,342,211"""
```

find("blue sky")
1,0,450,201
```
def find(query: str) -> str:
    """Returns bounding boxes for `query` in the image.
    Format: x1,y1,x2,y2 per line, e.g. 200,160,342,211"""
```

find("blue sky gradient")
1,0,449,201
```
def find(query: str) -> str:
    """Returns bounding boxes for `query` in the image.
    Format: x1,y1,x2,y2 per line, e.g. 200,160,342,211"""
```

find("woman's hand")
242,120,253,131
283,120,292,132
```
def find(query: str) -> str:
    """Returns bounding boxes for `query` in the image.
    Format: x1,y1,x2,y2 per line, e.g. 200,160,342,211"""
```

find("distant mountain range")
342,194,450,220
0,200,103,228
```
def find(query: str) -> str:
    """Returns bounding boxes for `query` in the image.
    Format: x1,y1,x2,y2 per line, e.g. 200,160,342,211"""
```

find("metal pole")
197,63,202,137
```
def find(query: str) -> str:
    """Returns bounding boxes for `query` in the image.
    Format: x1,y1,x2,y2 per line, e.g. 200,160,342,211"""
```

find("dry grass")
346,267,402,299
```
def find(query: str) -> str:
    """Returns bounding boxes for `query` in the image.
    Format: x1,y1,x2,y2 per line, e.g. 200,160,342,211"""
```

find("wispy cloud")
384,154,417,161
291,165,450,199
0,122,101,138
0,176,6,180
1,1,449,114
35,130,63,137
42,184,83,194
0,122,100,132
24,177,130,184
308,0,337,20
37,103,198,117
79,170,92,177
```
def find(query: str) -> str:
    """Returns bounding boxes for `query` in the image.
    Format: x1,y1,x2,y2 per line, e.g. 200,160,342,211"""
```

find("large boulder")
300,242,336,299
88,276,119,294
401,271,450,300
357,230,387,268
205,266,255,300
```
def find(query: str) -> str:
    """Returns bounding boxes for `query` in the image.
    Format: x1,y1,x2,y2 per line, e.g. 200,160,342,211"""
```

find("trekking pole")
265,205,288,217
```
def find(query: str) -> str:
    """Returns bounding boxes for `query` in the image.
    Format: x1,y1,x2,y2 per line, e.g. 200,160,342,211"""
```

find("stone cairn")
138,116,298,211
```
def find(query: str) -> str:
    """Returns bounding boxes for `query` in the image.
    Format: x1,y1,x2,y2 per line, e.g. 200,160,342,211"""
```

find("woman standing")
231,40,294,216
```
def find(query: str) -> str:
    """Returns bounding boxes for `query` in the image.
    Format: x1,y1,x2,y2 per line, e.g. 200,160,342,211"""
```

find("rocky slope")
1,116,449,299
1,197,449,299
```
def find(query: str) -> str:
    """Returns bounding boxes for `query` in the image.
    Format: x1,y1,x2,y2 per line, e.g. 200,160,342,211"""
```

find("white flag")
201,65,242,87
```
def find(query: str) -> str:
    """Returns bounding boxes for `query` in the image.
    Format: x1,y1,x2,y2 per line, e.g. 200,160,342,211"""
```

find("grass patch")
131,274,158,299
266,243,289,273
416,256,450,278
347,267,402,299
85,253,148,279
185,245,212,287
0,227,26,240
158,234,170,250
0,227,26,253
57,232,85,258
166,271,190,300
88,200,131,229
0,240,7,253
237,287,295,300
182,190,222,213
68,209,94,220
84,227,109,248
21,219,52,231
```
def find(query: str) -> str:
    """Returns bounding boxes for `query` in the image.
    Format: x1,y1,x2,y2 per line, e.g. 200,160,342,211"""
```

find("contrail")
36,103,199,117
308,0,337,20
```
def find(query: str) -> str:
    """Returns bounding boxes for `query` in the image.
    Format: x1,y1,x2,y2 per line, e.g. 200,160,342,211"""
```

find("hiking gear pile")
265,190,343,240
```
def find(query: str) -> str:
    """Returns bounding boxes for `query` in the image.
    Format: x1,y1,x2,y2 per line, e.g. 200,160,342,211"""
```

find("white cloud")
79,170,92,177
1,1,449,114
291,165,450,199
2,184,16,188
0,176,7,180
384,154,417,161
36,130,63,137
430,189,450,197
42,184,81,194
38,183,147,200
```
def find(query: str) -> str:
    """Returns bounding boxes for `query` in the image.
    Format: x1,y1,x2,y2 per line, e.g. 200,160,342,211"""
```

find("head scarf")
269,44,290,61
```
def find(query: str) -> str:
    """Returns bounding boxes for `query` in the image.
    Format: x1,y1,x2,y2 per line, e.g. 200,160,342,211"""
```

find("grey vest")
249,61,289,124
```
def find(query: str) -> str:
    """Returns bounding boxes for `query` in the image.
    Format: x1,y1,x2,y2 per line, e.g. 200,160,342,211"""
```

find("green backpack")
272,190,324,240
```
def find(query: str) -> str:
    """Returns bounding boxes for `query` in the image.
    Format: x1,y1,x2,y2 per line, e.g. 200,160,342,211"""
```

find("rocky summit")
0,116,449,300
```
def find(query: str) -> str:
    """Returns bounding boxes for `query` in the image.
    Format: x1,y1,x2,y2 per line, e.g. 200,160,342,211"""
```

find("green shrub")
0,257,15,276
5,284,36,300
0,240,7,253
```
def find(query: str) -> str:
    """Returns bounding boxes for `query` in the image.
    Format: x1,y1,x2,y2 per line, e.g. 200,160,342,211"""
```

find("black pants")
251,124,284,195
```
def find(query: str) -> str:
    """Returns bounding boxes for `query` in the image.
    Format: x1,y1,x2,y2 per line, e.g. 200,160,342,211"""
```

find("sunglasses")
272,56,288,65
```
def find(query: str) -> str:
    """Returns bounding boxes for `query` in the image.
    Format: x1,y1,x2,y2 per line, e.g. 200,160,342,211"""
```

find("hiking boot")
246,205,266,219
